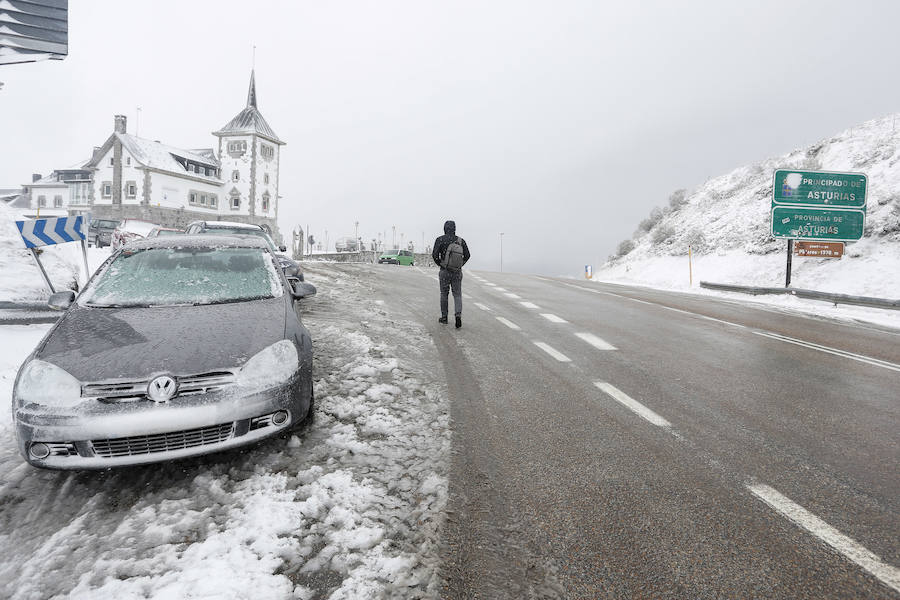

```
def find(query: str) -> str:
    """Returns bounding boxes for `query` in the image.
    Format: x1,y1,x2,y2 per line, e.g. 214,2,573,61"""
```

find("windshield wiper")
84,302,151,308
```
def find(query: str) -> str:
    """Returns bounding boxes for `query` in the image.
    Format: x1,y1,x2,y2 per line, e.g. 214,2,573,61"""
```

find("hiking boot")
455,315,462,329
438,316,448,324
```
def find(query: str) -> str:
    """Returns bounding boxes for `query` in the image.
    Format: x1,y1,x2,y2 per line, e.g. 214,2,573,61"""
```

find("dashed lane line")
495,287,508,292
496,316,520,330
540,313,568,324
534,341,571,362
504,293,521,299
520,302,540,309
474,303,491,311
594,382,672,428
575,332,617,350
748,484,900,595
753,331,900,373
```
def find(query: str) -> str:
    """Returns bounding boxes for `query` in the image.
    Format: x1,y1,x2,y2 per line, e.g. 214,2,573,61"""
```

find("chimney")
31,173,41,182
92,146,102,162
114,114,127,134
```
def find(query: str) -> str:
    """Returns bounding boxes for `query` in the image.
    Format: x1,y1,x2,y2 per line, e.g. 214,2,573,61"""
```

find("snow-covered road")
0,263,449,600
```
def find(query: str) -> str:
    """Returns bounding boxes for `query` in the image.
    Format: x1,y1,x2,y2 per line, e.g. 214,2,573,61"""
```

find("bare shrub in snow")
682,229,707,254
652,225,675,245
638,207,665,232
668,189,688,210
616,239,635,256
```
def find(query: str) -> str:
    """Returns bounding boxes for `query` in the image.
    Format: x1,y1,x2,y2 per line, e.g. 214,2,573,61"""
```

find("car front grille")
83,371,236,402
91,422,235,458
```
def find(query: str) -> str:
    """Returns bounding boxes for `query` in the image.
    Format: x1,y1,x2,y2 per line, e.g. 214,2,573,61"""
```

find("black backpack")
442,237,465,271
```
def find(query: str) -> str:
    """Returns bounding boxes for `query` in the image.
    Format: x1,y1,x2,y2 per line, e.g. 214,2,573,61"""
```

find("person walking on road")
432,220,471,328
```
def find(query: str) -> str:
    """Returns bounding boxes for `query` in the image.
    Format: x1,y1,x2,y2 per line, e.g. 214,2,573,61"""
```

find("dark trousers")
439,268,463,317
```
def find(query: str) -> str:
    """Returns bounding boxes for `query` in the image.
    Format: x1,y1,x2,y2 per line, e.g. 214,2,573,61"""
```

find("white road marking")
748,484,900,595
494,287,507,292
485,283,497,287
520,301,540,309
575,332,617,350
540,313,568,323
753,331,900,373
474,303,491,311
594,382,671,428
534,342,571,362
463,293,472,299
496,316,520,330
504,292,521,299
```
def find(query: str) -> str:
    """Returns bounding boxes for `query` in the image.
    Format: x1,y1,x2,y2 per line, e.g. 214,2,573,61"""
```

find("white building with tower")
31,71,287,241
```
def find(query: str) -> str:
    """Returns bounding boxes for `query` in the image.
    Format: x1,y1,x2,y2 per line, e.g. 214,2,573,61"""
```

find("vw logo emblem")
147,375,178,403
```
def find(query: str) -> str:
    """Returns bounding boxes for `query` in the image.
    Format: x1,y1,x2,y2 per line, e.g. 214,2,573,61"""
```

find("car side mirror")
287,278,316,299
47,290,75,311
279,245,287,252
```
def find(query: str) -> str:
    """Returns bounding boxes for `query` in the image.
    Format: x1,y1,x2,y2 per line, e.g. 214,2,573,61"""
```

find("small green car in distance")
378,249,414,266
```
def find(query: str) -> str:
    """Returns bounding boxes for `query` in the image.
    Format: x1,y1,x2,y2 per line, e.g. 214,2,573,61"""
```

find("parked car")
147,226,183,237
335,237,359,252
184,220,303,280
378,249,414,266
13,235,317,469
87,219,120,248
111,219,157,250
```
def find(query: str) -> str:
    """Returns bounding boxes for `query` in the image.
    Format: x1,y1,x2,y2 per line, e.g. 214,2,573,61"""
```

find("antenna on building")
252,44,256,69
136,106,141,137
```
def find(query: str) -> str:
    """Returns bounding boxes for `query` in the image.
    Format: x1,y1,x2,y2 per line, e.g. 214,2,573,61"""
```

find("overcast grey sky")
2,0,899,274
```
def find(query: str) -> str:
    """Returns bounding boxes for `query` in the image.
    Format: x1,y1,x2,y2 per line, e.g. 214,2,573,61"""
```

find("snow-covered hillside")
600,113,900,302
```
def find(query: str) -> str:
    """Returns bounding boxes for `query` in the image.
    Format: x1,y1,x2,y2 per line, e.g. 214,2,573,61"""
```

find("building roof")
83,133,222,181
213,70,284,145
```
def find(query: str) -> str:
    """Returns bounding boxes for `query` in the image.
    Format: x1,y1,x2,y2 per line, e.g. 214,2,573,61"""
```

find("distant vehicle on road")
87,219,120,247
110,219,157,250
146,226,183,238
378,249,414,266
335,237,360,252
12,235,317,469
184,220,303,280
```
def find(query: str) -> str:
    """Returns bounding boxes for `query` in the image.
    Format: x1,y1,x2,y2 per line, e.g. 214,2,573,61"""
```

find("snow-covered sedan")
12,235,316,469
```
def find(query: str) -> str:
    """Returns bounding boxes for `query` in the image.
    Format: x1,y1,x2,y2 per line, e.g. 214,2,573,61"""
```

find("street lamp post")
500,232,504,273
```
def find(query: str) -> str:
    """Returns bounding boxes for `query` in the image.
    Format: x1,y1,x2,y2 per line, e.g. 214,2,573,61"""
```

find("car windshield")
121,220,157,236
155,229,181,236
79,247,283,307
202,227,277,251
96,220,118,228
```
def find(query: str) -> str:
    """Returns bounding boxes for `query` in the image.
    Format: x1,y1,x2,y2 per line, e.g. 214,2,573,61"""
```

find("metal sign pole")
80,239,90,287
785,239,793,288
28,248,56,294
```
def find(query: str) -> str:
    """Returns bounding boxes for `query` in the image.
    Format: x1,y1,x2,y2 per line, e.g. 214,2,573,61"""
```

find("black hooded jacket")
432,220,471,268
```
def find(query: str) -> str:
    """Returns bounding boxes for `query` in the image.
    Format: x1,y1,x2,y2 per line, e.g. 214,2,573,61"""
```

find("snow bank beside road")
0,264,449,600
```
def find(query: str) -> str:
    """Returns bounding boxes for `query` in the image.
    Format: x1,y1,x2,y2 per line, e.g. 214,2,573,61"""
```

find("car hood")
36,298,287,382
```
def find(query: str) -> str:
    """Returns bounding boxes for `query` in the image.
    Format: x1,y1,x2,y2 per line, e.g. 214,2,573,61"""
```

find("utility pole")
354,221,359,251
392,226,396,249
325,229,329,253
400,232,404,250
500,232,505,273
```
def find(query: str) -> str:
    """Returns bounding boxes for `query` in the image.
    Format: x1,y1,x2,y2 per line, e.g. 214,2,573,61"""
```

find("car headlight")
237,340,299,391
16,359,83,408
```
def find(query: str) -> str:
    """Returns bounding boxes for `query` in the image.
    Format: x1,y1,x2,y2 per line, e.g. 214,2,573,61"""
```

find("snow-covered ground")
597,112,900,330
0,263,449,600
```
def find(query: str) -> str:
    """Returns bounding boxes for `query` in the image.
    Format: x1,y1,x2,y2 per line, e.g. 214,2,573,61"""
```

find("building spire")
247,69,257,109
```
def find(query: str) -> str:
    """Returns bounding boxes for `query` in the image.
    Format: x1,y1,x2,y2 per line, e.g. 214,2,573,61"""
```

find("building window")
264,173,269,185
189,192,196,204
231,195,240,210
200,167,207,176
200,194,207,206
102,183,112,198
109,157,114,166
228,140,247,154
188,164,195,173
260,144,274,160
126,157,131,166
126,182,136,198
54,195,63,207
232,170,240,182
261,194,270,212
209,195,218,208
37,195,46,207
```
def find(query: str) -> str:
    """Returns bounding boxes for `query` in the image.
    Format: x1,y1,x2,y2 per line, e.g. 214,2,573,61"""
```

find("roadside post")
15,215,90,292
771,169,866,287
688,245,693,287
585,264,592,279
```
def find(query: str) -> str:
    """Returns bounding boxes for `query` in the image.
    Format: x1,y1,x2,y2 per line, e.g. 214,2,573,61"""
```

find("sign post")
771,169,866,287
585,265,593,279
15,216,90,292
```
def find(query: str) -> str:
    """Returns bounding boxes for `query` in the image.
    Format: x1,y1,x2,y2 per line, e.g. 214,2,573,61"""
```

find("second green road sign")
771,169,867,241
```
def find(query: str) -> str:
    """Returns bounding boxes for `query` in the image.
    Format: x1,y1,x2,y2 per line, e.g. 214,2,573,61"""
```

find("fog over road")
365,263,900,599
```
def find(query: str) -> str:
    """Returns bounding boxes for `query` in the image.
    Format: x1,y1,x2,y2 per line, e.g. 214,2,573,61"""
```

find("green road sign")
773,169,866,208
771,206,865,241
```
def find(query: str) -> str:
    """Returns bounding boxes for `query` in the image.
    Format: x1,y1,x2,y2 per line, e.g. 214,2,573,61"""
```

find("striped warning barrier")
15,216,87,248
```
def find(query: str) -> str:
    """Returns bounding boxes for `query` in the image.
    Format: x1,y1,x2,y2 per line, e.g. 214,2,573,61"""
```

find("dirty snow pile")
0,264,450,600
0,202,84,301
598,113,900,325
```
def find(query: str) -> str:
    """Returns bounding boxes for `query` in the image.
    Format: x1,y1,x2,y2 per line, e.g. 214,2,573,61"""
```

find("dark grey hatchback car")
12,235,316,469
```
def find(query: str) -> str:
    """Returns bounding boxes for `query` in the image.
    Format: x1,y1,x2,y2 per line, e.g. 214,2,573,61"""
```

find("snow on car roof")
195,220,263,230
125,234,270,250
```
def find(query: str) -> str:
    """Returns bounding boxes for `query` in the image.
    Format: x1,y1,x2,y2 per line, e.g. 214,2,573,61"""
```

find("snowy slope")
599,113,900,304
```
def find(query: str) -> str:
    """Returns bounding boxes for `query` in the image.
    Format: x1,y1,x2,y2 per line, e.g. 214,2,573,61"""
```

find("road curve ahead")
365,264,899,599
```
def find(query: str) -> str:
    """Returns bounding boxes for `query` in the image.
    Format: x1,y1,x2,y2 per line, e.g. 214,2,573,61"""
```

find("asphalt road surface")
361,263,899,599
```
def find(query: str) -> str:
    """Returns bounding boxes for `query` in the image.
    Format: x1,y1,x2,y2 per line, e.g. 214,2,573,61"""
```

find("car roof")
125,234,270,250
191,220,264,231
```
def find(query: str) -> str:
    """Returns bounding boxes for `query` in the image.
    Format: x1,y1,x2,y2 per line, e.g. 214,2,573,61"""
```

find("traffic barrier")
15,215,90,293
699,281,900,310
